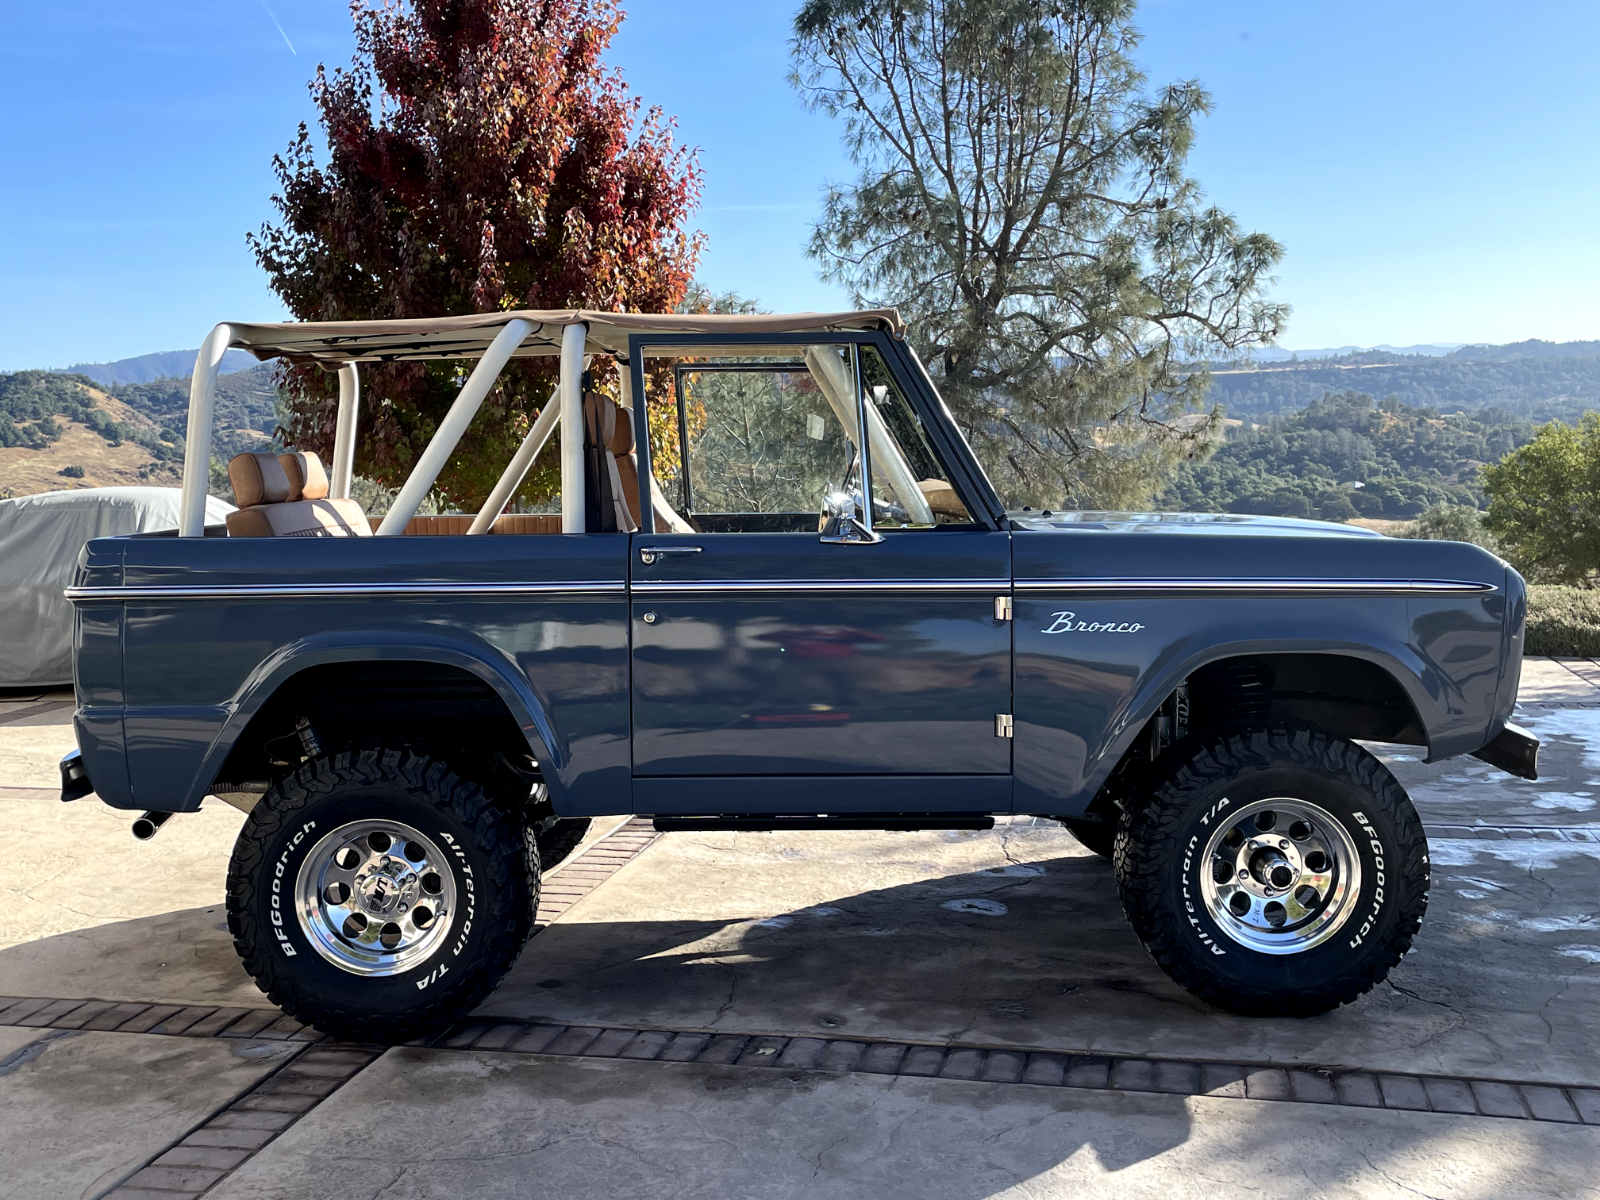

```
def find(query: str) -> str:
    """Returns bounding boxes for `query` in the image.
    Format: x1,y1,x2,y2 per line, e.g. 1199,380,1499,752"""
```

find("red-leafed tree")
250,0,703,508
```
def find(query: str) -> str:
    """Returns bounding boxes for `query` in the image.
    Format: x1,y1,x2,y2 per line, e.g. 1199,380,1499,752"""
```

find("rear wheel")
1114,727,1429,1017
227,746,533,1042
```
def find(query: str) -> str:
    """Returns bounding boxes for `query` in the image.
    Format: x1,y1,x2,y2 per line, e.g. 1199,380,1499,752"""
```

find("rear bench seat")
226,451,370,537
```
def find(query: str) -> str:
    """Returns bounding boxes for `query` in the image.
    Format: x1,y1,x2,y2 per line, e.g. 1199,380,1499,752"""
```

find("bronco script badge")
1042,611,1145,634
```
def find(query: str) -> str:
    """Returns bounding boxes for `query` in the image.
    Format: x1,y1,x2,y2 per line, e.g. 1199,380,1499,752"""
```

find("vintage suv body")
60,309,1538,1040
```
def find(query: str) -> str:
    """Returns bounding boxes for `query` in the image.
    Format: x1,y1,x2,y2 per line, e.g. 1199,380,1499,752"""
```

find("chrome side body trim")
630,579,1009,595
65,581,627,603
1013,578,1497,595
66,577,1493,602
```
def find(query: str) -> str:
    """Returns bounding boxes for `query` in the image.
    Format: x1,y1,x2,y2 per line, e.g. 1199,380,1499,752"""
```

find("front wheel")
1114,727,1429,1017
226,746,534,1042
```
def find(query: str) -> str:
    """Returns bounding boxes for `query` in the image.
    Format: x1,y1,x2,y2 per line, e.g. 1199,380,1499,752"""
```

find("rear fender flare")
183,630,561,811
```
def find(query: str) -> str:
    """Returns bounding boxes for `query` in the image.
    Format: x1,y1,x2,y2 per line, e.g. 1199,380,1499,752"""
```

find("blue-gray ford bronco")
59,308,1539,1041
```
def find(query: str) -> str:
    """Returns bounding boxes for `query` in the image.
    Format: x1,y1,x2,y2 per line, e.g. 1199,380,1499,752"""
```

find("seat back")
225,451,370,538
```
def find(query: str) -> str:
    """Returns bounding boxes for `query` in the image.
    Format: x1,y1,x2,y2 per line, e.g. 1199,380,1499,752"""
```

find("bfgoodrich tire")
1114,727,1429,1017
226,746,534,1042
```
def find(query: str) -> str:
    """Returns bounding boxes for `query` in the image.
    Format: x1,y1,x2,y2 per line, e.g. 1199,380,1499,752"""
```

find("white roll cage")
177,308,907,538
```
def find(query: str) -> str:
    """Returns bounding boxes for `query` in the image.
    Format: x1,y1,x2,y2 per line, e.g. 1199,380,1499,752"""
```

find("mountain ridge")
49,348,259,386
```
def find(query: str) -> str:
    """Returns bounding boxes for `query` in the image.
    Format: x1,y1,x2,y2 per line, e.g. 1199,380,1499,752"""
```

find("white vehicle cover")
0,487,234,686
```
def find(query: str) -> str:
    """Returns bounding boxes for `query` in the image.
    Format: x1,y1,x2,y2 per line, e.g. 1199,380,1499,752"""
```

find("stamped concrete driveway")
3,661,1599,1198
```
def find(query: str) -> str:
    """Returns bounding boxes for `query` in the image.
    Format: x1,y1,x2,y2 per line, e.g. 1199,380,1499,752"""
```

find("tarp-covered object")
0,487,233,686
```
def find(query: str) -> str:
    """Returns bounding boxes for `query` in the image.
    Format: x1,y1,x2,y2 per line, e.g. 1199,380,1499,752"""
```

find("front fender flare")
1077,636,1435,811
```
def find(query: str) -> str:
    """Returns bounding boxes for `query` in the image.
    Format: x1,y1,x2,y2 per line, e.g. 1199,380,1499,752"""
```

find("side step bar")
652,813,996,833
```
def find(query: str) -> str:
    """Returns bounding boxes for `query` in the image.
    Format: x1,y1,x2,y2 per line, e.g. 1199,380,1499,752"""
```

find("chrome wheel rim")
295,820,456,977
1198,798,1361,955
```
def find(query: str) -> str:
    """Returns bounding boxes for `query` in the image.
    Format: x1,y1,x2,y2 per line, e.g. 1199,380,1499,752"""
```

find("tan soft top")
225,309,904,366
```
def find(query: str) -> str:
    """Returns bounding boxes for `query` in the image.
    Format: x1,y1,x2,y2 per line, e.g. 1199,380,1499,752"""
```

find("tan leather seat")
226,451,371,538
592,397,681,533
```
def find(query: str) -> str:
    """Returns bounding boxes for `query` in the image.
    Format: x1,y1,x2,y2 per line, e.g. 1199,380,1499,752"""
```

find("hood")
1009,510,1384,538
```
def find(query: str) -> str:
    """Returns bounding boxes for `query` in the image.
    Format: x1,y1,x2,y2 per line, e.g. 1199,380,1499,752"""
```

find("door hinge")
994,595,1013,621
994,713,1014,738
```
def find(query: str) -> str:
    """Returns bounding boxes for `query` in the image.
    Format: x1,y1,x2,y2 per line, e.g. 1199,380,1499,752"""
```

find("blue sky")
1,1,1596,369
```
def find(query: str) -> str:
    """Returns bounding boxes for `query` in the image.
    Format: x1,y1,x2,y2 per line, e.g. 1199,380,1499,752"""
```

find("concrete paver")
205,1048,1600,1200
0,1029,300,1200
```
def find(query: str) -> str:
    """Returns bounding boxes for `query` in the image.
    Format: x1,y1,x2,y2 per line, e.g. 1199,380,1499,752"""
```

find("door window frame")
625,330,1005,535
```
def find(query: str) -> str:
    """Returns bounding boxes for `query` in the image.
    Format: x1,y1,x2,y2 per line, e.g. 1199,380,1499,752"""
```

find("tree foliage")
791,0,1286,507
1483,414,1600,585
1399,502,1497,551
251,0,703,508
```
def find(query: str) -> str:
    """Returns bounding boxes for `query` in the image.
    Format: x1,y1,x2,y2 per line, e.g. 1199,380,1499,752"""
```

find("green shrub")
1399,502,1499,551
1525,585,1600,657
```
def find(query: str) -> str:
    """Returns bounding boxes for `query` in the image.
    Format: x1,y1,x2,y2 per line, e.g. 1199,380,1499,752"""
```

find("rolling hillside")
0,366,279,500
1205,341,1600,420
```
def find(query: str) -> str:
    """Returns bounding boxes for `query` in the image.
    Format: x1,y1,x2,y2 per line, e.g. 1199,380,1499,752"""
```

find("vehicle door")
626,335,1013,815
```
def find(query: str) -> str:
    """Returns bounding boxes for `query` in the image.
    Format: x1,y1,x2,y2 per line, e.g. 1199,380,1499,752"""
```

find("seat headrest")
229,452,292,508
278,451,329,501
607,405,635,455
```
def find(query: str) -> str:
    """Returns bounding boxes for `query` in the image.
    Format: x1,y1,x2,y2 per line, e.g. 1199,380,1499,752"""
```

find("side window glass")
683,363,851,526
646,349,856,533
858,347,974,528
641,343,973,533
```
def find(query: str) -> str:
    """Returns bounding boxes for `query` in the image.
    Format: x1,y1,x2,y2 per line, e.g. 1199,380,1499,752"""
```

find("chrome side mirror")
819,490,883,545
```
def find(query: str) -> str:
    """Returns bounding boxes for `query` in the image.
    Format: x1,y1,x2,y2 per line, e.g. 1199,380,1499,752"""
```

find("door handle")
639,545,703,564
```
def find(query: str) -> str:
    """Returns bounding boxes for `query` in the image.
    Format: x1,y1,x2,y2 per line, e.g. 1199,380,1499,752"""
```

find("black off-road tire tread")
1113,726,1429,1018
226,745,533,1043
534,818,592,874
1059,817,1117,859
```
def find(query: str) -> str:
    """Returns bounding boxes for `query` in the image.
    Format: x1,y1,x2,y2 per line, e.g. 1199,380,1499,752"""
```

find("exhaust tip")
132,811,172,840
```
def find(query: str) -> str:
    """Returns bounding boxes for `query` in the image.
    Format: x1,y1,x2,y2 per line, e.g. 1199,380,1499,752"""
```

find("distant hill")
0,364,279,501
1447,339,1600,361
105,363,282,462
1159,390,1536,520
53,348,258,386
1204,339,1600,421
0,371,184,498
1252,343,1463,362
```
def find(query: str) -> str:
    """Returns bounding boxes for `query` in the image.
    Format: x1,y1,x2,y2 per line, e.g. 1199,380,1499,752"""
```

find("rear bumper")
60,749,94,803
1471,722,1539,781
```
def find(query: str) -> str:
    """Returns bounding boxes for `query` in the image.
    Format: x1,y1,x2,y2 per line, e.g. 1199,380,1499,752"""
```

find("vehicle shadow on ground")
487,844,1600,1087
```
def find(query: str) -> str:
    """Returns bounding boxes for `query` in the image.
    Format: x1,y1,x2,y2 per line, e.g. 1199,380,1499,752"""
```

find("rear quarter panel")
96,533,630,814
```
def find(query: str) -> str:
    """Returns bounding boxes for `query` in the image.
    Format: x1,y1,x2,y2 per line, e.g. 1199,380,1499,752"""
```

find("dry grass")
1345,517,1413,536
0,388,179,499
